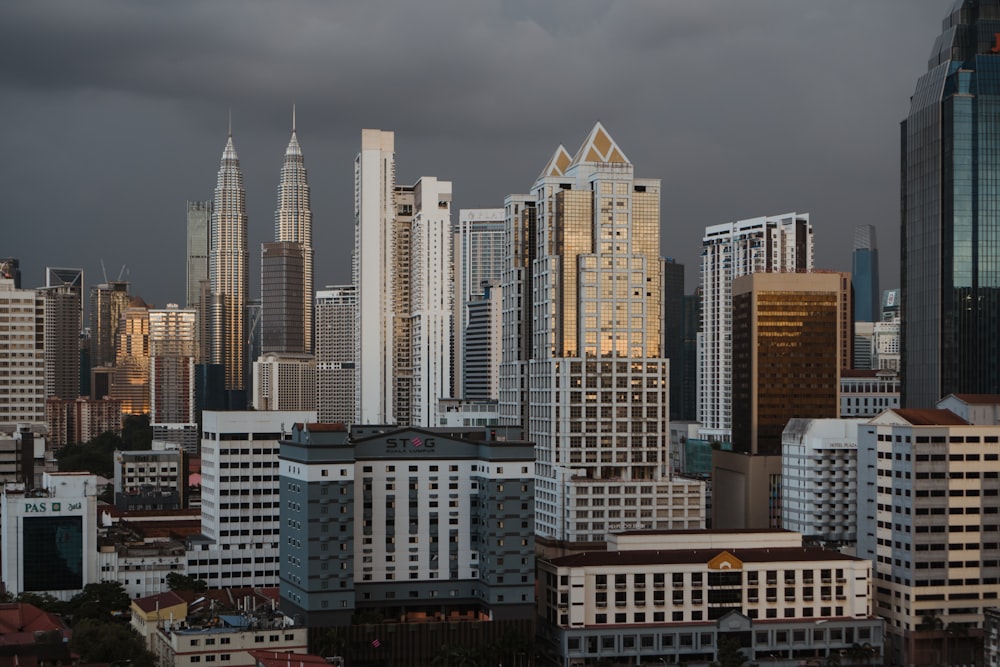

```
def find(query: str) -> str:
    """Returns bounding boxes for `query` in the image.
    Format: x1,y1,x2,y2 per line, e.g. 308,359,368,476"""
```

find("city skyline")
0,2,949,308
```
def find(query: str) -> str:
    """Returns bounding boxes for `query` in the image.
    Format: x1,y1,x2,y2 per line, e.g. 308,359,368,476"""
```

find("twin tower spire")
209,108,313,395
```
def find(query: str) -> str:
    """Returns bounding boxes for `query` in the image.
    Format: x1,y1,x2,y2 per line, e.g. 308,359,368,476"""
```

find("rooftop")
546,546,861,569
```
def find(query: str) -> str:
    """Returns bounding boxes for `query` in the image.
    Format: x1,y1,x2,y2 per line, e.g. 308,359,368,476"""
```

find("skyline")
1,1,948,308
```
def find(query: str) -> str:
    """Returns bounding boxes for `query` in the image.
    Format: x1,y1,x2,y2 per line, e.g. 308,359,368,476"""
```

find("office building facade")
902,1,1000,407
0,277,46,428
260,241,306,354
186,200,211,311
500,123,699,545
852,224,880,324
89,281,129,370
112,296,151,416
698,214,813,443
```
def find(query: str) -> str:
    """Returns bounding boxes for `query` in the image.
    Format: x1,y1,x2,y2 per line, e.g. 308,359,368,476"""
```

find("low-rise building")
537,529,882,667
840,369,900,418
151,608,307,667
114,446,186,511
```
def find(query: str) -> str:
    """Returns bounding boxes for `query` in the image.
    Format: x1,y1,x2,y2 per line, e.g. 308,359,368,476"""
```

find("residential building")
100,539,188,600
453,208,505,398
500,123,690,545
852,225,880,324
131,590,187,650
781,418,864,545
150,305,197,451
435,398,501,428
537,529,882,667
252,352,316,412
210,127,249,397
315,285,356,425
0,472,100,600
0,277,46,428
113,296,151,416
698,213,814,443
278,423,534,664
464,284,501,400
187,410,313,588
273,110,313,353
45,396,122,447
902,1,1000,407
857,404,1000,666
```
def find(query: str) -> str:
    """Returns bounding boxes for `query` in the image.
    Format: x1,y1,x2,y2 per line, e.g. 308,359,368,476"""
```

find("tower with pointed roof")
501,123,703,545
210,125,249,396
271,107,313,354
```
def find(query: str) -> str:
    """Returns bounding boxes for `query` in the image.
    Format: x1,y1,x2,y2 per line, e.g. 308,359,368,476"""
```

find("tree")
69,618,155,667
121,414,153,450
166,572,207,593
69,581,131,621
711,635,749,667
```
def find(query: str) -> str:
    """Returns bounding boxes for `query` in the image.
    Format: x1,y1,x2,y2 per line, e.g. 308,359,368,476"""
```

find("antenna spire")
292,104,296,133
228,108,232,138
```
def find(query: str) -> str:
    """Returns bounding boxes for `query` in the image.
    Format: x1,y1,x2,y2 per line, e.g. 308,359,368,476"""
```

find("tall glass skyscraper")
851,225,879,323
902,0,1000,407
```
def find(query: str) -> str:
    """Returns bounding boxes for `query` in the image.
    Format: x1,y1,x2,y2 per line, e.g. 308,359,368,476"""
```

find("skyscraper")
698,214,813,443
274,110,313,353
209,127,249,396
0,276,45,427
501,123,700,544
353,130,454,426
149,304,197,452
353,129,396,425
42,268,83,400
852,224,880,323
113,296,151,416
453,208,505,398
260,241,305,354
89,280,130,369
315,285,356,425
185,200,211,311
902,0,1000,407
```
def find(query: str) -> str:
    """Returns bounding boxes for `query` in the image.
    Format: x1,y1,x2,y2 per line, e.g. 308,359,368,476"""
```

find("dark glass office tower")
852,225,879,323
902,0,1000,407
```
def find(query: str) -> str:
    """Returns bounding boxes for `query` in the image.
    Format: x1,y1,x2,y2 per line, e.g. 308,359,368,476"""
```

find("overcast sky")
1,1,949,309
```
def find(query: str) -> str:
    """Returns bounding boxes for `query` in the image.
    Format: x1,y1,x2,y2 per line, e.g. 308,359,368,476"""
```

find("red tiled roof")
891,408,969,426
952,394,1000,405
0,603,68,634
249,651,328,667
133,591,186,614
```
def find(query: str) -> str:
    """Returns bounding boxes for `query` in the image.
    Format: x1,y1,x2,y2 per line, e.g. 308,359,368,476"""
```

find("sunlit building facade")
113,297,151,416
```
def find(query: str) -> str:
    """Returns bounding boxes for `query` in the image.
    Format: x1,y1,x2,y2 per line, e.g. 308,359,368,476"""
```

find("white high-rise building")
352,130,453,427
188,410,313,588
252,352,316,412
0,277,45,429
149,305,197,452
698,214,813,443
501,123,705,544
209,128,249,394
315,285,356,425
353,130,396,425
453,208,505,399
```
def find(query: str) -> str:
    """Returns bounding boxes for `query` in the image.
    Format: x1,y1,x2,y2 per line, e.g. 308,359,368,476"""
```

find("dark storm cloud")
0,0,948,308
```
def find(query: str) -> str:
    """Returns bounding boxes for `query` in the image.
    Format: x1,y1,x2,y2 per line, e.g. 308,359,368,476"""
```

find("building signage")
385,436,436,454
826,441,856,449
22,501,80,513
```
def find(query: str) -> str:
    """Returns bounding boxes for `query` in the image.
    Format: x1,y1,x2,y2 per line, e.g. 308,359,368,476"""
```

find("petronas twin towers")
207,110,312,398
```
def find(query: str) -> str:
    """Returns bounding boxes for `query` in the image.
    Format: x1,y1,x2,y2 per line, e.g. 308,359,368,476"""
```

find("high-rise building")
41,268,83,400
252,352,316,411
113,297,151,416
730,271,849,456
852,225,880,324
353,130,453,427
185,201,211,311
463,284,501,401
149,305,197,451
698,214,814,443
260,241,305,354
354,129,396,425
209,127,248,396
453,208,505,398
89,281,129,369
274,111,313,354
902,1,1000,407
500,123,703,545
0,277,45,428
188,410,313,588
662,258,688,421
315,285,356,425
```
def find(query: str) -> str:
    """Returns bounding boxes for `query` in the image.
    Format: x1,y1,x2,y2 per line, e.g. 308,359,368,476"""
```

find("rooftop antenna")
228,107,232,138
292,104,296,133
